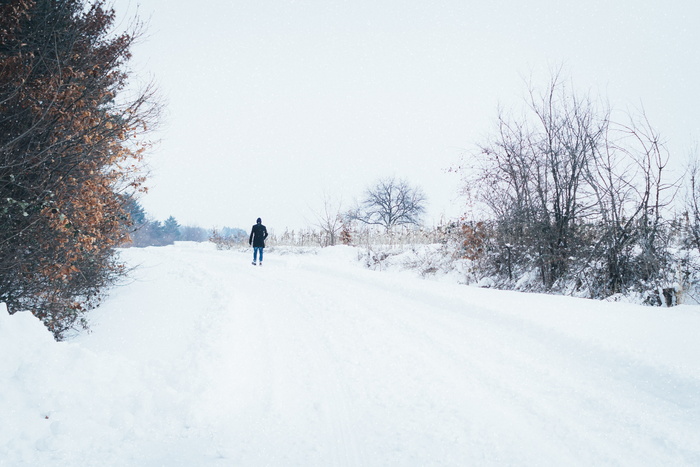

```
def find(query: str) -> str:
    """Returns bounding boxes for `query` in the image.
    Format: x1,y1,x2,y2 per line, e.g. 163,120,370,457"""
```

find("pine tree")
162,216,181,245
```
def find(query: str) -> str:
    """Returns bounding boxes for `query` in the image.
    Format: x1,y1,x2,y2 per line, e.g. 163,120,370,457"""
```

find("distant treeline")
124,198,246,247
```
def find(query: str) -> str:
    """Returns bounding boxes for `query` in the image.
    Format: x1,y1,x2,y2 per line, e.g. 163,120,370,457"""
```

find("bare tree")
475,73,606,288
350,177,427,232
468,70,677,298
586,110,677,295
685,151,700,254
313,192,344,246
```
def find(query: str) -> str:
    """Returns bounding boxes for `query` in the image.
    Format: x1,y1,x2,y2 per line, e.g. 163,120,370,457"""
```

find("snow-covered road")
3,242,700,465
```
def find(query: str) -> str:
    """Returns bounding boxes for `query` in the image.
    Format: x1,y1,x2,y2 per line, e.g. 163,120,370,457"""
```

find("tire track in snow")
325,270,700,465
111,245,700,466
267,253,700,465
280,264,560,464
172,249,281,462
383,282,700,465
240,260,367,466
257,256,545,464
277,275,368,467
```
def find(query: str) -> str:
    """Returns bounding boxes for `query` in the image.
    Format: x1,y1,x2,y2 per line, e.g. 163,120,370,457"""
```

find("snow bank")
0,302,208,466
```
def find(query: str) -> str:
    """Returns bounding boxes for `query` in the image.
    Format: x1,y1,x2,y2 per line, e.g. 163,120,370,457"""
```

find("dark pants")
253,247,264,263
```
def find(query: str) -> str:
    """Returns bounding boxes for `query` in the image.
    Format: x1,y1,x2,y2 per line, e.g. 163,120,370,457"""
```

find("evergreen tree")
162,216,181,244
126,199,148,228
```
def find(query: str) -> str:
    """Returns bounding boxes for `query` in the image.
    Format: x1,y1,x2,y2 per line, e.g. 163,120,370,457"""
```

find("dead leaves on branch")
0,0,159,339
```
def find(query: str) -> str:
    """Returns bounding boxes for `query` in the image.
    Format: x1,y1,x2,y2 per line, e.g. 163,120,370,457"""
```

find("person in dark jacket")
249,217,268,265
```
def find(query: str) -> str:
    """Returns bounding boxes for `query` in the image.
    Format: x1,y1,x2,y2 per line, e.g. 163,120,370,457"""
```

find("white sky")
112,0,700,232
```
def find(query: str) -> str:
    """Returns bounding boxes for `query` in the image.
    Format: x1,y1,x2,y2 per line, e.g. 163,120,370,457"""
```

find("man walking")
249,217,268,266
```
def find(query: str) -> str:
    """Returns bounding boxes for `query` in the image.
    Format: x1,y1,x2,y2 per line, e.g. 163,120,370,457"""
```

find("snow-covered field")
2,242,700,466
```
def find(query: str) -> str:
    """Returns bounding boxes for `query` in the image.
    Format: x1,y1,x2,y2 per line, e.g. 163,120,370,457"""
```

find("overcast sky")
111,0,700,232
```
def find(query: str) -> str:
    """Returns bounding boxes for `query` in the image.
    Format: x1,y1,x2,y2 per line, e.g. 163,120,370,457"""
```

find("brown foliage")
460,221,486,261
0,0,158,338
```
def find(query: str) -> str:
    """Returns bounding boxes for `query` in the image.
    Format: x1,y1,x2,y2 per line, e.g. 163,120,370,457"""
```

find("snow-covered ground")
2,242,700,466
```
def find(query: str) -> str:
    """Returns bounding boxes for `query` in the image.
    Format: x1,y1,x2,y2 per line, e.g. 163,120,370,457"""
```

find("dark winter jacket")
249,222,268,248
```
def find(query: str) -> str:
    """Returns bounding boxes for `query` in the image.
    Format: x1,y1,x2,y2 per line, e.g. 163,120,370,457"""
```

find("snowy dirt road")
64,243,700,465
